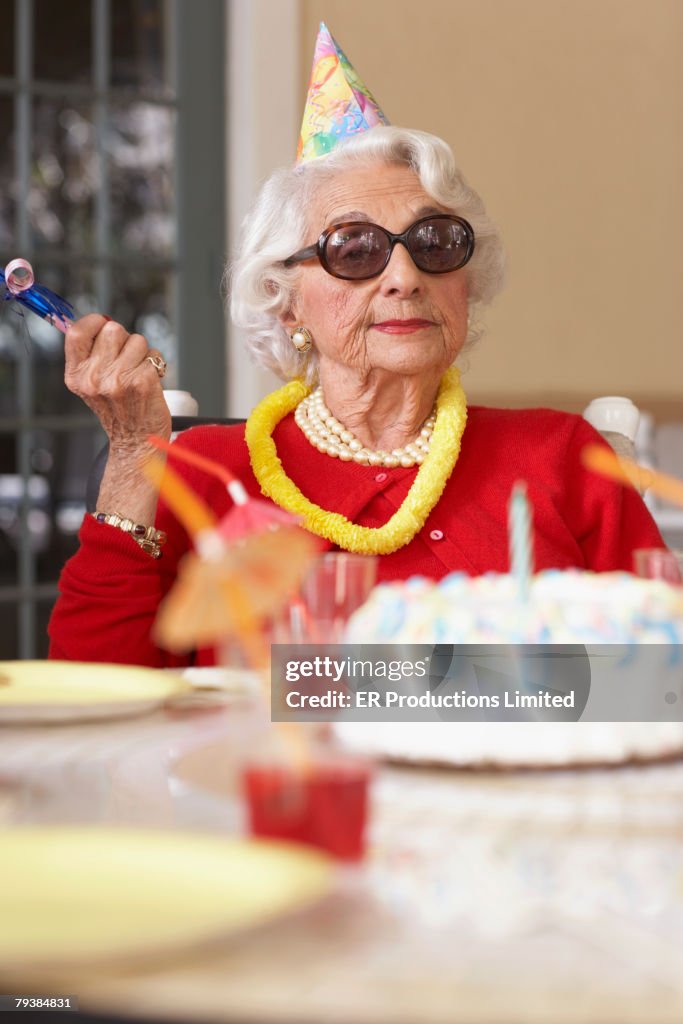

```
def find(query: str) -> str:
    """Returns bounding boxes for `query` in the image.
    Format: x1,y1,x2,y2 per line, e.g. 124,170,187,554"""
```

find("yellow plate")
0,661,190,723
0,828,332,969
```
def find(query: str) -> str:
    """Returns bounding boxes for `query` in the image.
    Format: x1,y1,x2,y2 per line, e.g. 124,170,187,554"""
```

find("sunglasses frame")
284,214,475,281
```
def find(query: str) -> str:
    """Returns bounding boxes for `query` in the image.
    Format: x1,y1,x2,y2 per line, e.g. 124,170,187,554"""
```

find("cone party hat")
296,22,389,164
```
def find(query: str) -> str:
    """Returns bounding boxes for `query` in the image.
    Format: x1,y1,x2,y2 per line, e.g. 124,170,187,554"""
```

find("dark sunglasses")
284,214,475,281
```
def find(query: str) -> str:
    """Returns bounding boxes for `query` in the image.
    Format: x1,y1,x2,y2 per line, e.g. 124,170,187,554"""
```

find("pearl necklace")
294,387,435,468
245,369,467,554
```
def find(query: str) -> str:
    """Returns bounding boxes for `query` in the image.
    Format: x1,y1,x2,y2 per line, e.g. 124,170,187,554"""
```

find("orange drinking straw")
582,444,683,508
147,433,299,539
148,434,237,490
143,448,314,768
141,455,216,536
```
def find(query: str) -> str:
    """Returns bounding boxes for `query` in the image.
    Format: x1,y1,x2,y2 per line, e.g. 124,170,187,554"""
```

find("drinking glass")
244,553,378,859
279,552,378,643
633,548,683,583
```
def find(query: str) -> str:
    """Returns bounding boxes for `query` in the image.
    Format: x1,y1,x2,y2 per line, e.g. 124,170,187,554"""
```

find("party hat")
296,22,389,164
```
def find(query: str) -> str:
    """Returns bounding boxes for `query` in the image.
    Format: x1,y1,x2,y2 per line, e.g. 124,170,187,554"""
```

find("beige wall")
300,0,683,415
226,0,301,417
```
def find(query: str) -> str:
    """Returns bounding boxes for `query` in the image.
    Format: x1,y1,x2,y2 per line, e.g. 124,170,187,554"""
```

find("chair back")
86,397,644,513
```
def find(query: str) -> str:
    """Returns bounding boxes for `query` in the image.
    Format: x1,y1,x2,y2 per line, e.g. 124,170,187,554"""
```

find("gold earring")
290,326,313,353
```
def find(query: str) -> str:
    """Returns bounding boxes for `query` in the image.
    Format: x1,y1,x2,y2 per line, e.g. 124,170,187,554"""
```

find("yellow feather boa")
245,367,467,555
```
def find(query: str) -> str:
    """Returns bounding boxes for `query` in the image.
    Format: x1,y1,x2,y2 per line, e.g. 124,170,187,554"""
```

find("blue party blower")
0,258,75,333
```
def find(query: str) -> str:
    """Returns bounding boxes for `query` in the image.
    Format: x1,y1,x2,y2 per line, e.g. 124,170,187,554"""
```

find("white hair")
229,126,506,383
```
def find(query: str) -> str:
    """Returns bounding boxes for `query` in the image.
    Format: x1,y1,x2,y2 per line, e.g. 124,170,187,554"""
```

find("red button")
375,473,388,482
429,529,444,541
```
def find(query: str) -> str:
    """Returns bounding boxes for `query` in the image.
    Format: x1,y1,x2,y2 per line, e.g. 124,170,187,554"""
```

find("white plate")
0,827,332,970
167,666,263,708
0,661,189,724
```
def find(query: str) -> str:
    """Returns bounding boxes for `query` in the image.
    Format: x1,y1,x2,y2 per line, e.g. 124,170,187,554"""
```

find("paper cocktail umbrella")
153,528,320,656
143,456,318,770
142,455,320,763
141,456,319,658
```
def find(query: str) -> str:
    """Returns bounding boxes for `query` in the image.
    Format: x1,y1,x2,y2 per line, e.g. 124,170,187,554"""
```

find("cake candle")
509,481,533,600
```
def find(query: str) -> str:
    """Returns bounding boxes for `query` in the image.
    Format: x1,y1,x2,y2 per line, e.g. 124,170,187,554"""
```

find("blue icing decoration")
378,596,406,636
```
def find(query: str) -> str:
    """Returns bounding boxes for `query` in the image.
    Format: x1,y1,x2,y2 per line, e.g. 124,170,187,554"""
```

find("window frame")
0,0,226,657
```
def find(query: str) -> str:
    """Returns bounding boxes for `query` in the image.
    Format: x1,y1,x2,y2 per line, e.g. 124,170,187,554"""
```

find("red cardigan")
48,407,665,667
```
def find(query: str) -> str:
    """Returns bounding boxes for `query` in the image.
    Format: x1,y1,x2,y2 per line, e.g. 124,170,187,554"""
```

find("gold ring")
145,355,167,378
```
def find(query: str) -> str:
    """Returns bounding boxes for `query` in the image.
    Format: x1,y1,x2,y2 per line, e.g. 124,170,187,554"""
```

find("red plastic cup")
243,757,371,861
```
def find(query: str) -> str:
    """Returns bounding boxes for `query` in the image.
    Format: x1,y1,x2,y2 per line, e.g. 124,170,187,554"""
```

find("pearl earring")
290,326,313,353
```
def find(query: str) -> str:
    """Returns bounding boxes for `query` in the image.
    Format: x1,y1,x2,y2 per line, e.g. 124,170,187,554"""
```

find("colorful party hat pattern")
296,22,389,164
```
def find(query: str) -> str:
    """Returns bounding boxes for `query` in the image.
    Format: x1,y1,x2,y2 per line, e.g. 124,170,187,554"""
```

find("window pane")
0,96,15,250
108,264,177,384
109,102,175,258
0,0,14,78
37,425,103,585
31,98,95,254
34,0,92,84
111,0,171,95
0,320,22,416
0,601,17,658
0,453,20,588
26,262,98,415
0,420,101,596
36,600,53,659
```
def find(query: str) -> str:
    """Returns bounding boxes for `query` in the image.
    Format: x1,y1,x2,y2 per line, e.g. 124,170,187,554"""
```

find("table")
2,697,683,1023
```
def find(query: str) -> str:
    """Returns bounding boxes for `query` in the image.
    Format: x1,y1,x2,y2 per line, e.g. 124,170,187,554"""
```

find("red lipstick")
372,319,435,334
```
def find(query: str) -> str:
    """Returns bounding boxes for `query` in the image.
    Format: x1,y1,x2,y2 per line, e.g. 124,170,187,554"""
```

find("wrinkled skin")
65,160,470,521
64,313,171,521
281,161,469,451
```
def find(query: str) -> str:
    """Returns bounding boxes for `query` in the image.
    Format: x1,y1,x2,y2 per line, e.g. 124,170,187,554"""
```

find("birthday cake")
336,570,683,768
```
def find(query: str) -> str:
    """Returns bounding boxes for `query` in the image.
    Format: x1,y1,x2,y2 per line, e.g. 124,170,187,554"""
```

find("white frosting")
335,721,683,766
346,570,683,645
338,571,683,767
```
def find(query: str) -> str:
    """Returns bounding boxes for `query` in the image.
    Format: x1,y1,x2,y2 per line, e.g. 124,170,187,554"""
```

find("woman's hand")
64,314,173,523
64,314,172,454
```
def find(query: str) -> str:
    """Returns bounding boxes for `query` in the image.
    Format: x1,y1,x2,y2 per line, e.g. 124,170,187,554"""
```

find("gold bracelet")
93,511,167,560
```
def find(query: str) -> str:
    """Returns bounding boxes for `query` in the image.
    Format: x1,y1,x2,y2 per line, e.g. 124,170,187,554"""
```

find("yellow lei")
245,367,467,555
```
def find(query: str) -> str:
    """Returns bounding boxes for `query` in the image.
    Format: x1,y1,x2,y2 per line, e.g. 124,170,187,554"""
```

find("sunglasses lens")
409,218,472,272
320,217,474,279
324,225,389,280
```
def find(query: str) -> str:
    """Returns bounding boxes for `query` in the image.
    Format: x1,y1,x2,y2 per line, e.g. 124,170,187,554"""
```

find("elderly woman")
48,49,664,665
